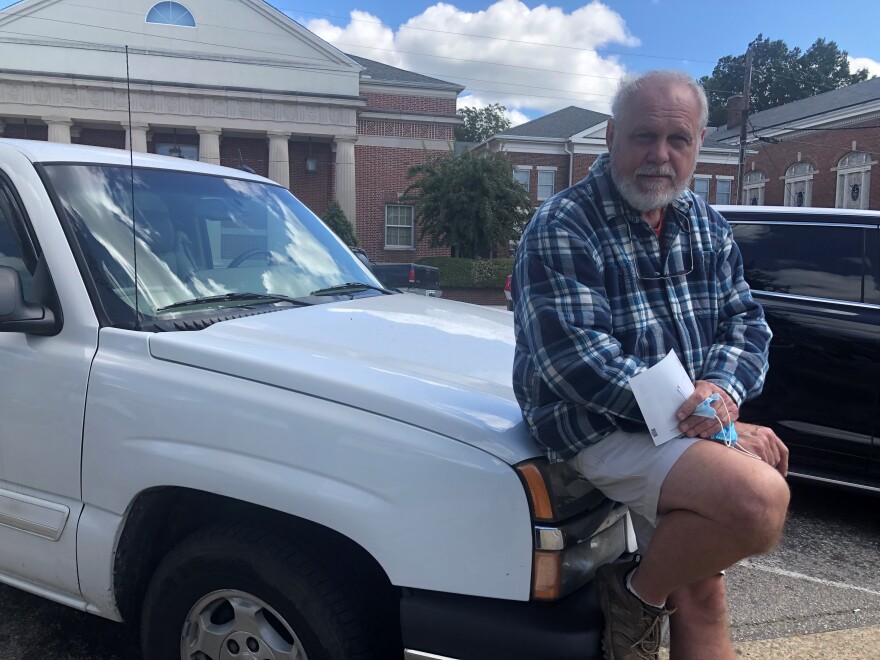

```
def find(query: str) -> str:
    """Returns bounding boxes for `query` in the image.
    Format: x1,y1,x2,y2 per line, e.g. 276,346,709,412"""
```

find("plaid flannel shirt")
512,153,771,463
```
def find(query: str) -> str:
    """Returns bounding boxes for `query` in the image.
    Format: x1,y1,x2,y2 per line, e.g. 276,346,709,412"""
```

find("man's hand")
677,380,739,438
735,422,789,476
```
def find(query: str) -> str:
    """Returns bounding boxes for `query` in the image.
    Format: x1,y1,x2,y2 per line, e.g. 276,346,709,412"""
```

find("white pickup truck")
0,138,630,660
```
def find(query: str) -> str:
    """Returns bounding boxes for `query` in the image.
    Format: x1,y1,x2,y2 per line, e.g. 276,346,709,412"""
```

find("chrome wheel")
181,589,309,660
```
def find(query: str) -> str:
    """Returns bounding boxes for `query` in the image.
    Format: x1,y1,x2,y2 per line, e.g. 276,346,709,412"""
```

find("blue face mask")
692,393,738,446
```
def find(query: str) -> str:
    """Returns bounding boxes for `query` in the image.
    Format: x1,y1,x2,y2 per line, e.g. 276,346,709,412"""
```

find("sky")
1,0,879,126
280,0,880,124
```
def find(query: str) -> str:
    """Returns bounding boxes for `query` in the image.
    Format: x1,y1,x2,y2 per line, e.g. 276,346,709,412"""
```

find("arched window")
743,170,766,206
835,151,873,210
146,2,196,27
783,162,814,208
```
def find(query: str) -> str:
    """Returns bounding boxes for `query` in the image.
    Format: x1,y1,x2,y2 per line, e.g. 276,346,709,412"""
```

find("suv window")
866,227,880,305
0,186,32,298
731,222,865,303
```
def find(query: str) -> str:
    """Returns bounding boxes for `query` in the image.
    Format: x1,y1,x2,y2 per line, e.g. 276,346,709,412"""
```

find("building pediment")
0,0,362,96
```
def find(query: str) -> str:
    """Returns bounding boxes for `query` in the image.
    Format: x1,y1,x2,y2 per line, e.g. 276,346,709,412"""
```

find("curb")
660,625,880,659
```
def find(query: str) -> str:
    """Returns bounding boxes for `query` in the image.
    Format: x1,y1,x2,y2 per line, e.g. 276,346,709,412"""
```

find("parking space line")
740,560,880,597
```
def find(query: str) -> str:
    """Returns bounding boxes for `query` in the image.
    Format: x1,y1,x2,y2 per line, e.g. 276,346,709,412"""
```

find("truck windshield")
42,164,381,327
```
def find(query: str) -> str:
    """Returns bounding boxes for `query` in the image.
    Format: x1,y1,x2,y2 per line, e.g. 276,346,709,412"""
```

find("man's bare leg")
629,440,789,605
668,575,734,660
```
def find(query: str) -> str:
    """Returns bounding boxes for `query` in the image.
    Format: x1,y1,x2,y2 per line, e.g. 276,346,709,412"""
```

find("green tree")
322,200,358,246
455,103,512,142
701,35,869,127
403,149,532,258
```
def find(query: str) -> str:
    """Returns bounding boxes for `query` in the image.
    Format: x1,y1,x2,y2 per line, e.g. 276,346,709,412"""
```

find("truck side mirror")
0,266,59,336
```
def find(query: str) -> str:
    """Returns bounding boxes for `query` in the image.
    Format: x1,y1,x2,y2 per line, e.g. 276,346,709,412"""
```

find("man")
512,70,790,660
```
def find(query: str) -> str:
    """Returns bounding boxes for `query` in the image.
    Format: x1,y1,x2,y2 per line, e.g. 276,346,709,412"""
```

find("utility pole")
736,47,753,204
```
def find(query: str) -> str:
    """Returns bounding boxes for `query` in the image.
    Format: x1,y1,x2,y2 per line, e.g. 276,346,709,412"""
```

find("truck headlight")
516,459,628,600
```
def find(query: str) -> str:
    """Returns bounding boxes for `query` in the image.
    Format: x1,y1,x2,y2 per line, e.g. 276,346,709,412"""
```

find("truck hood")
148,294,541,465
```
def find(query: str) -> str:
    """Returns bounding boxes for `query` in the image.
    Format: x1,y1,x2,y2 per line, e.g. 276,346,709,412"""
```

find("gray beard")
609,156,694,212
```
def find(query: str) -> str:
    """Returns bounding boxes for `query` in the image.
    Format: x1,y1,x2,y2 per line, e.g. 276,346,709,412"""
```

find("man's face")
606,80,705,212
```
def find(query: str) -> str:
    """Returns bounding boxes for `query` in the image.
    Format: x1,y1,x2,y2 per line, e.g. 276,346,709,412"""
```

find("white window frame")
146,1,196,27
513,166,531,192
834,151,874,210
536,167,556,200
743,171,766,206
715,176,733,205
384,204,414,249
783,162,814,208
692,175,711,202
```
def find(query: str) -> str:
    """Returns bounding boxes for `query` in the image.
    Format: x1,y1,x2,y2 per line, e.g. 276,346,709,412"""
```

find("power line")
268,3,719,64
2,1,713,67
0,8,735,107
0,33,616,106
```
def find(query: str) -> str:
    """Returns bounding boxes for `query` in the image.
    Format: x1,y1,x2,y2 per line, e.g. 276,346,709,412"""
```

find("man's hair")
611,70,709,130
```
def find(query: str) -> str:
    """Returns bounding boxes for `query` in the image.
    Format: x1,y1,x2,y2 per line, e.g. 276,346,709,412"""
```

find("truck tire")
141,524,377,660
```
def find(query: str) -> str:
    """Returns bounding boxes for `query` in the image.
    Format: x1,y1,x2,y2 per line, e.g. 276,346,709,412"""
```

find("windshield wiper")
309,282,394,296
157,292,311,312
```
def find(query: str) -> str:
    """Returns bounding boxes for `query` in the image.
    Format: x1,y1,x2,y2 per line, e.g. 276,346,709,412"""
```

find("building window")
835,151,873,210
716,179,732,205
513,167,530,192
146,2,196,27
385,205,414,248
743,170,766,205
155,143,199,160
783,162,814,207
537,169,555,200
692,176,710,202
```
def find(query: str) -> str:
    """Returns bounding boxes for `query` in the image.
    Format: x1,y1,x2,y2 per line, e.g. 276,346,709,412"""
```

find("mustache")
634,166,675,178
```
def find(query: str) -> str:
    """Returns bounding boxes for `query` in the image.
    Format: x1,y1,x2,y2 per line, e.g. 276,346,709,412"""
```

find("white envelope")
628,350,695,445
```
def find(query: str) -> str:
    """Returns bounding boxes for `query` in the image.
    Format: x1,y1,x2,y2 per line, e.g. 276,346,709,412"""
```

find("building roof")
347,55,464,92
710,76,880,142
498,106,609,139
492,104,734,153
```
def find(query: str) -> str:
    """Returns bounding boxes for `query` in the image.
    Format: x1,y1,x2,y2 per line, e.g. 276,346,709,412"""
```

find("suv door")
729,213,880,489
865,225,880,486
0,168,94,598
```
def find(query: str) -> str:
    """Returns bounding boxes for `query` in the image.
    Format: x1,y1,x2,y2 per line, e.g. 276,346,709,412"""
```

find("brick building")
0,0,462,263
709,76,880,210
479,105,740,211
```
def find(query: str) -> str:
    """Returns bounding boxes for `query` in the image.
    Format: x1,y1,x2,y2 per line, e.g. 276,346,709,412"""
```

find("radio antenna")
125,45,140,330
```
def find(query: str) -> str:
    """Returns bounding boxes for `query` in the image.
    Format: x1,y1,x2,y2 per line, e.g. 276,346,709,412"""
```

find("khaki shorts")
568,428,700,553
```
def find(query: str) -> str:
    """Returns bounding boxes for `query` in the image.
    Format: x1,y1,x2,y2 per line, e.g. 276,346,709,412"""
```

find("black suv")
715,205,880,493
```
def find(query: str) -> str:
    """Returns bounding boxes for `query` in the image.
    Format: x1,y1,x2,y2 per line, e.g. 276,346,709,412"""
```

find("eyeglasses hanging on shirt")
624,218,694,281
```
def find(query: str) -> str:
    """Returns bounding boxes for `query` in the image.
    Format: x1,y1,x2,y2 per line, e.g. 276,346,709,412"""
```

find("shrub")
419,257,513,289
322,200,358,246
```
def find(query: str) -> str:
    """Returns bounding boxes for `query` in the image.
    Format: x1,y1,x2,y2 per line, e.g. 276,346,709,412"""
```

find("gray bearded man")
512,70,790,660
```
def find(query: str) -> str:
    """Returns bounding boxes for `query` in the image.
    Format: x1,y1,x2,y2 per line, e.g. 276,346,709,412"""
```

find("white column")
197,127,221,165
267,131,291,188
123,122,149,153
43,117,72,144
334,135,357,229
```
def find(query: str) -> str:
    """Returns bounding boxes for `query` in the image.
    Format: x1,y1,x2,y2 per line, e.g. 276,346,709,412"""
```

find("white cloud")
850,56,880,78
304,0,639,117
457,94,530,126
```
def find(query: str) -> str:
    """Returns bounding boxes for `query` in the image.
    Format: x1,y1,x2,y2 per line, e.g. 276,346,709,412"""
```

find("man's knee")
728,469,790,554
662,443,790,555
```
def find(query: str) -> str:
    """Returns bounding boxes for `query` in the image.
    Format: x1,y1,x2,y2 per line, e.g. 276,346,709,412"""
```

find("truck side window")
0,187,32,298
866,227,880,305
732,223,865,303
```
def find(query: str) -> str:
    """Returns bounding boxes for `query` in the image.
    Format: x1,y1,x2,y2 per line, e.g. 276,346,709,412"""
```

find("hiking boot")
596,559,675,660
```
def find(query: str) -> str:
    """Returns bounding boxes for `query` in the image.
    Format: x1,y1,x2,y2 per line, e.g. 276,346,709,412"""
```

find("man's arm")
699,210,772,403
516,213,646,423
678,210,772,438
